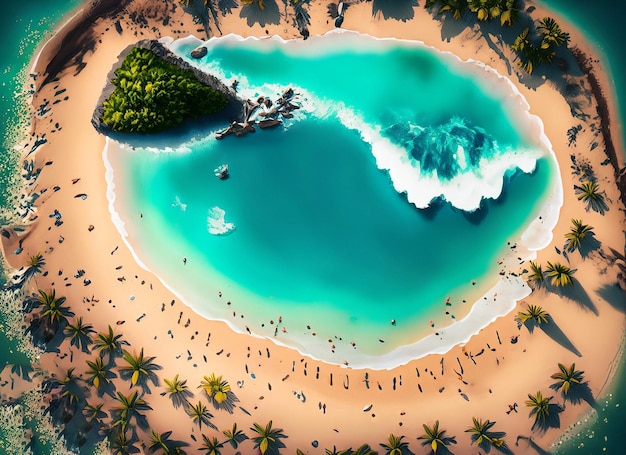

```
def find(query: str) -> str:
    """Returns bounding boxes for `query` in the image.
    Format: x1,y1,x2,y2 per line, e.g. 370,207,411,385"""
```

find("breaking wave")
331,106,542,211
166,33,547,212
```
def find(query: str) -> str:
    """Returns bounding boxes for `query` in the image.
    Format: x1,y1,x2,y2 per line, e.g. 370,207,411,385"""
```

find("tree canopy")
101,47,228,133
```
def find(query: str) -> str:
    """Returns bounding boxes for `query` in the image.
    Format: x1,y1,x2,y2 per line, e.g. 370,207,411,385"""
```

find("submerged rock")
190,46,207,59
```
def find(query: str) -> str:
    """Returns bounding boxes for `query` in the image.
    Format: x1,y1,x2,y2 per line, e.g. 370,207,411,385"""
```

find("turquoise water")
0,1,623,452
109,33,554,364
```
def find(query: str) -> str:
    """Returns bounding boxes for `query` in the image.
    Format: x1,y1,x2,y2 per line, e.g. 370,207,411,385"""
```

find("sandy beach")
1,0,624,453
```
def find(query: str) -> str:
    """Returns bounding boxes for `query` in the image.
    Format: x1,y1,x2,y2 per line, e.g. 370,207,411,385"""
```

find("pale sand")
1,0,625,452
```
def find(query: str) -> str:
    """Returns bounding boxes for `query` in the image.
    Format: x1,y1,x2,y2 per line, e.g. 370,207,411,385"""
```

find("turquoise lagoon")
105,32,560,368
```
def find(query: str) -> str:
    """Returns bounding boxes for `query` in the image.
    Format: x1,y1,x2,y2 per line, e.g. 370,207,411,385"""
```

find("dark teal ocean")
0,1,624,453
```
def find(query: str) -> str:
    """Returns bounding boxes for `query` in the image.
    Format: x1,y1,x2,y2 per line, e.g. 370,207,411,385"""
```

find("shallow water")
107,33,558,366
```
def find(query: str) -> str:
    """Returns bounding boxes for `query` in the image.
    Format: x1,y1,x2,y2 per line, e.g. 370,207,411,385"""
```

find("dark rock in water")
217,121,257,138
335,15,344,28
190,46,207,59
557,57,568,72
259,119,282,129
234,122,256,136
114,20,123,34
281,87,294,100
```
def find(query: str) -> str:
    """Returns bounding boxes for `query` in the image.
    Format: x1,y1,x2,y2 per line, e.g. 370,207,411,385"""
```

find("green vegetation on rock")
101,47,227,133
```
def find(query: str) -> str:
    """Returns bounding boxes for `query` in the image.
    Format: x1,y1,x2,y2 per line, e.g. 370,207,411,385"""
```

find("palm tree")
85,355,117,397
83,402,107,424
200,434,224,455
545,261,575,287
185,400,217,430
425,0,467,21
467,0,491,21
23,252,46,286
250,420,287,454
119,348,162,393
499,0,519,27
574,181,609,215
418,420,457,453
35,288,75,336
564,219,594,253
199,373,238,413
148,429,189,454
537,17,570,49
550,363,584,395
351,445,377,455
510,26,554,75
163,374,194,408
59,367,89,405
109,430,141,454
64,317,95,353
525,390,553,427
526,260,545,289
45,368,88,424
380,433,411,454
93,325,129,366
110,390,152,434
222,422,248,449
516,304,550,328
465,417,505,449
324,447,351,455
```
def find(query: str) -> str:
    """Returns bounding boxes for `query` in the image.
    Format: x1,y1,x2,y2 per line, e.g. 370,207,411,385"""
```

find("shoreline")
1,0,625,452
102,31,565,370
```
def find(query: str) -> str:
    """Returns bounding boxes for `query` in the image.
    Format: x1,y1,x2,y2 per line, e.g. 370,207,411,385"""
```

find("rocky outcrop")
91,39,246,134
190,46,207,59
215,87,301,140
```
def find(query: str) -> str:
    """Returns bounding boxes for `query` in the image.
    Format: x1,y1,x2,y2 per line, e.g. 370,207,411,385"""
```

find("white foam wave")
333,105,542,211
207,206,235,235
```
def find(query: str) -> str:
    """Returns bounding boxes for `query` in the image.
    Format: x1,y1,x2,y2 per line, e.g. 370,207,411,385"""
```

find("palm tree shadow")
372,0,417,22
96,380,118,399
218,0,239,15
433,445,456,455
539,318,582,357
579,234,601,258
531,403,564,434
476,431,513,454
551,382,596,408
437,14,471,42
515,436,551,455
239,0,281,27
548,280,598,315
26,318,66,352
8,362,34,381
595,283,626,313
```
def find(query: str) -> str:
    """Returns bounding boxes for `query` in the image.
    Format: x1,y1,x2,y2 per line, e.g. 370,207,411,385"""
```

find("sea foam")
207,206,235,235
